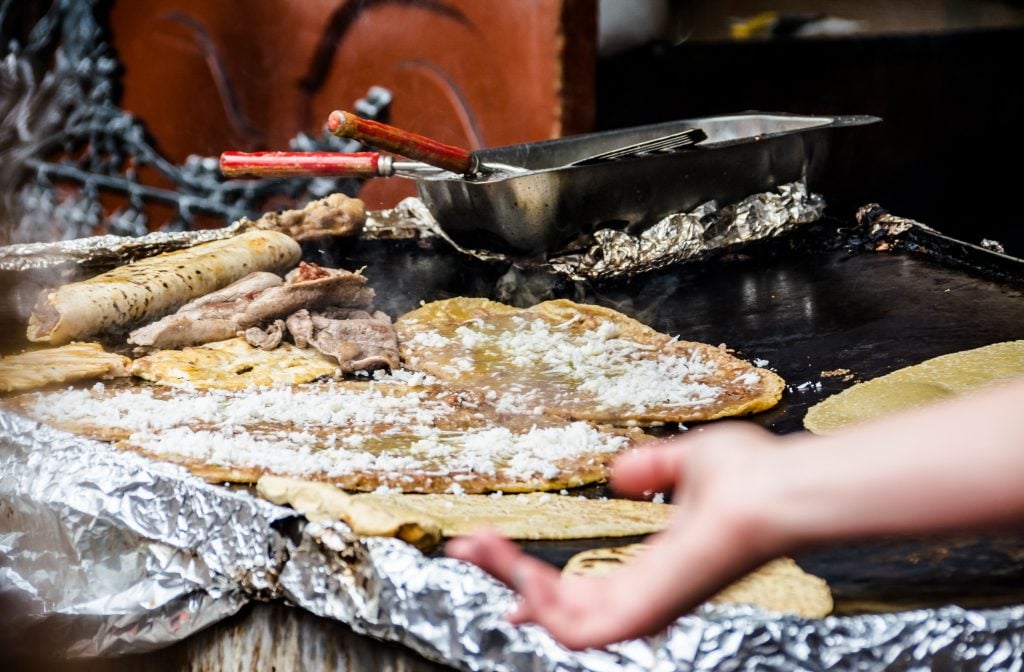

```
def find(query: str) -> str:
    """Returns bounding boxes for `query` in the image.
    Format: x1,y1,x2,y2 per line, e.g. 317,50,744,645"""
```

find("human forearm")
766,377,1024,550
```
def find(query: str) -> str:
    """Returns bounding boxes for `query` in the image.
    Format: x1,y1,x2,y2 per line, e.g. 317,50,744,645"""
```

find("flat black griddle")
303,213,1024,613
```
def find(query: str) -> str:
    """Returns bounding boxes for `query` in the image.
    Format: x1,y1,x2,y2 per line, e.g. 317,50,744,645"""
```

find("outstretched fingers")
610,440,688,498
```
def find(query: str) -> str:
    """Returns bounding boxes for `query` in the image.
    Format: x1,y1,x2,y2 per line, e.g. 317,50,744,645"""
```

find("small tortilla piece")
257,476,442,551
564,545,833,618
16,379,644,493
130,337,337,389
27,230,300,345
0,343,130,393
257,476,673,545
805,341,1024,434
397,297,784,426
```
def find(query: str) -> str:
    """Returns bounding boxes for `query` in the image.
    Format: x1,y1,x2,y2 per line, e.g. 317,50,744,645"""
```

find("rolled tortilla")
27,230,300,345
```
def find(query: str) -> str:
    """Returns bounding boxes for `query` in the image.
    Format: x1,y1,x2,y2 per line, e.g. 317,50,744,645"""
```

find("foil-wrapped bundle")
367,183,825,281
548,182,825,280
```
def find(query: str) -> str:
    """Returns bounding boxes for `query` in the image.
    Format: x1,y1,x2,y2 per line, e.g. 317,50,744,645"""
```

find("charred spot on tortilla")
396,297,783,426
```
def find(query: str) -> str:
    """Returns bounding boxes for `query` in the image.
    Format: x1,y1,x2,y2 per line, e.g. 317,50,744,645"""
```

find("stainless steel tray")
417,112,878,253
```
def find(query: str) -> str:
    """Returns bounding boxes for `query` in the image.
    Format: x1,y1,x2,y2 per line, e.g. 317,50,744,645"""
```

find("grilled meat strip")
128,263,374,349
243,319,286,350
286,308,399,372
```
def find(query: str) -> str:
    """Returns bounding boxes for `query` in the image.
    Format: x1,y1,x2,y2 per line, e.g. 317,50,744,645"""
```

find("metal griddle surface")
306,221,1024,613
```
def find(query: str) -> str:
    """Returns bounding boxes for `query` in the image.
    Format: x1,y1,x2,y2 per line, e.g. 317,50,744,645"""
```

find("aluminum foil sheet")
282,521,1024,672
369,184,825,281
4,402,1024,668
0,408,293,657
547,182,825,281
0,223,244,279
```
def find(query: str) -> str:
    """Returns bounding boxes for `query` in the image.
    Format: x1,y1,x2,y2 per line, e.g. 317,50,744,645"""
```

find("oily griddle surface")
305,225,1024,613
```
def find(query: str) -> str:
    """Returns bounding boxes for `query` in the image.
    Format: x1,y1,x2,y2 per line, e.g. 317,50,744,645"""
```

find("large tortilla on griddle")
0,342,130,393
27,230,300,345
396,298,784,426
257,475,673,547
804,340,1024,434
12,379,644,493
564,546,833,618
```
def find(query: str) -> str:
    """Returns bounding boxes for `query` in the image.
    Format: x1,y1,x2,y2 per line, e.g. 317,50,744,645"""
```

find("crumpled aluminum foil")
284,522,1024,672
549,182,825,281
0,409,292,657
368,184,825,281
4,404,1024,669
0,223,244,279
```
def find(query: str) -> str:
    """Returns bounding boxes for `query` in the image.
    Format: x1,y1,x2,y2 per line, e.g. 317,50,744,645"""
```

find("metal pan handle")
327,110,476,175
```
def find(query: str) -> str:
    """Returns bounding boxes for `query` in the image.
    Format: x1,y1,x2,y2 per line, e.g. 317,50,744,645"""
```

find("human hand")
446,422,796,650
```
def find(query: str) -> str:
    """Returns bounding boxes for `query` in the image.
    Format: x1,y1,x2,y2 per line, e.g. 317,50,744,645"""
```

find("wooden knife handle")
327,110,475,175
219,151,384,178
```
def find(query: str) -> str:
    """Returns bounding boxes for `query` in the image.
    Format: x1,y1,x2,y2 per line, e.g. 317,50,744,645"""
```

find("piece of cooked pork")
128,263,374,349
286,308,399,372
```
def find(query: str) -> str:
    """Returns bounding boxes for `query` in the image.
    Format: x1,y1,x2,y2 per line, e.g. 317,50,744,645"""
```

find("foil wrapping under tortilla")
365,183,825,281
0,223,245,280
4,403,1024,668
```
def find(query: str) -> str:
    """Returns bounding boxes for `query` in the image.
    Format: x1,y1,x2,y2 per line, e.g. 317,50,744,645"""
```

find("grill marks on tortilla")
15,380,643,493
396,298,784,425
27,230,301,345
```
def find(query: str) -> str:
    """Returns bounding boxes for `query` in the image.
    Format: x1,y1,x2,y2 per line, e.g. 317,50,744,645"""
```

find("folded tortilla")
27,230,301,345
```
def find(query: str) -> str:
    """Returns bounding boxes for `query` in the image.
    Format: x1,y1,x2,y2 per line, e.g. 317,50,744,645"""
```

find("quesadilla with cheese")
396,298,784,426
11,378,644,493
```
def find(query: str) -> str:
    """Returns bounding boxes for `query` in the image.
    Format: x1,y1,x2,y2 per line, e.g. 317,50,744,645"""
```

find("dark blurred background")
597,0,1024,254
2,0,1023,253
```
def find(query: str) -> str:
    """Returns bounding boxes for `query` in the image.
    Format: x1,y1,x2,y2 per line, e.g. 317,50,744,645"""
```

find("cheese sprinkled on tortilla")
21,380,631,490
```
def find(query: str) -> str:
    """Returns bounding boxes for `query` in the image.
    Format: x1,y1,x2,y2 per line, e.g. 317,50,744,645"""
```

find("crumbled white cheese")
408,330,450,348
28,383,628,485
435,316,729,414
